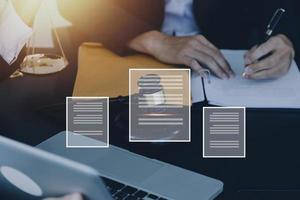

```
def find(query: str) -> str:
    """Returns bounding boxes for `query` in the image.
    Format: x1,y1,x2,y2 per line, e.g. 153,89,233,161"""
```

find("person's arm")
57,0,164,56
129,30,234,79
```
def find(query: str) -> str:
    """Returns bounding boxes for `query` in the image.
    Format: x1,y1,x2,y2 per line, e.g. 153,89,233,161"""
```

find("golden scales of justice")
10,0,71,78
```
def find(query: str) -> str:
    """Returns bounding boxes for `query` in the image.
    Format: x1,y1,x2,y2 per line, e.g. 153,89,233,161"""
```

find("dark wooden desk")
108,101,300,200
1,81,300,200
0,36,300,199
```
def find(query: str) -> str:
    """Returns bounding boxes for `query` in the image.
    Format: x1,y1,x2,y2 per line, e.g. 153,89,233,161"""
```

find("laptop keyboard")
102,177,168,200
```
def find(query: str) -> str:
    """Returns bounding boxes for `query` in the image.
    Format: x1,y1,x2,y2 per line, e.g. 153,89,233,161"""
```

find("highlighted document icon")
129,69,191,142
203,107,246,158
66,97,109,148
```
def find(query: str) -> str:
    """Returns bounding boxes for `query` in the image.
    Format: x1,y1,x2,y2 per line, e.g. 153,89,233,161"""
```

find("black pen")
244,8,286,71
262,8,286,43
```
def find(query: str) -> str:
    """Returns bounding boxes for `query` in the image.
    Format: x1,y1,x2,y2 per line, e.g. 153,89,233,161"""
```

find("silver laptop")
0,132,223,200
0,134,112,200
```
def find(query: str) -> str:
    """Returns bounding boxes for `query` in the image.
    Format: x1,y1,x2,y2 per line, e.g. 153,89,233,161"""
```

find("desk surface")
1,64,300,200
1,47,300,199
108,101,300,200
2,95,298,199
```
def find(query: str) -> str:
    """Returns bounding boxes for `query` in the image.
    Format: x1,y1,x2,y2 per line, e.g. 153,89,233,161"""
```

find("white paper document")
191,72,205,103
192,50,300,108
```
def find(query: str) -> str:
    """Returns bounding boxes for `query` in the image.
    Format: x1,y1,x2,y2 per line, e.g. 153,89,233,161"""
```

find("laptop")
0,132,223,200
0,134,112,200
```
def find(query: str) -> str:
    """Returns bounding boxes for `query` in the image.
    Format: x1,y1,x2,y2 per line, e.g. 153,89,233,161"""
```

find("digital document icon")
66,97,109,148
203,107,246,158
129,69,191,142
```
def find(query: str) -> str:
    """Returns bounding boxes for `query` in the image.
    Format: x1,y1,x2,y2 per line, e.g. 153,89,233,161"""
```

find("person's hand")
243,34,295,80
129,31,234,79
43,193,83,200
11,0,42,26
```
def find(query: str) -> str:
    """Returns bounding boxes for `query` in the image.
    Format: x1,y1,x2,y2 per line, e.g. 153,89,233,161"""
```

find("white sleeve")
0,0,32,65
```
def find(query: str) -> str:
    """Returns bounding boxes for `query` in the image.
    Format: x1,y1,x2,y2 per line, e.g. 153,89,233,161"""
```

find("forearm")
128,30,167,58
128,30,234,79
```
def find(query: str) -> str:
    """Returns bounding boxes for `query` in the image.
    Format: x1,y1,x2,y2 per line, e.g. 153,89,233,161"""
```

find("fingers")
189,59,204,73
179,40,227,79
244,52,279,80
186,37,234,79
188,50,228,79
244,51,292,80
244,68,277,80
188,59,210,80
194,36,234,77
277,34,295,58
244,45,258,65
243,34,294,80
154,34,234,80
244,38,276,65
195,43,234,77
243,57,273,75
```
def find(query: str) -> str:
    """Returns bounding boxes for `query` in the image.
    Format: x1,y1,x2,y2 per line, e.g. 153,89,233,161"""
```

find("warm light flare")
27,0,72,48
11,0,42,25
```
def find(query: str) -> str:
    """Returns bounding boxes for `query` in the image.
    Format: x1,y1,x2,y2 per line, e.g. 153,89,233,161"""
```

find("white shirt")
161,0,200,36
0,0,32,65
